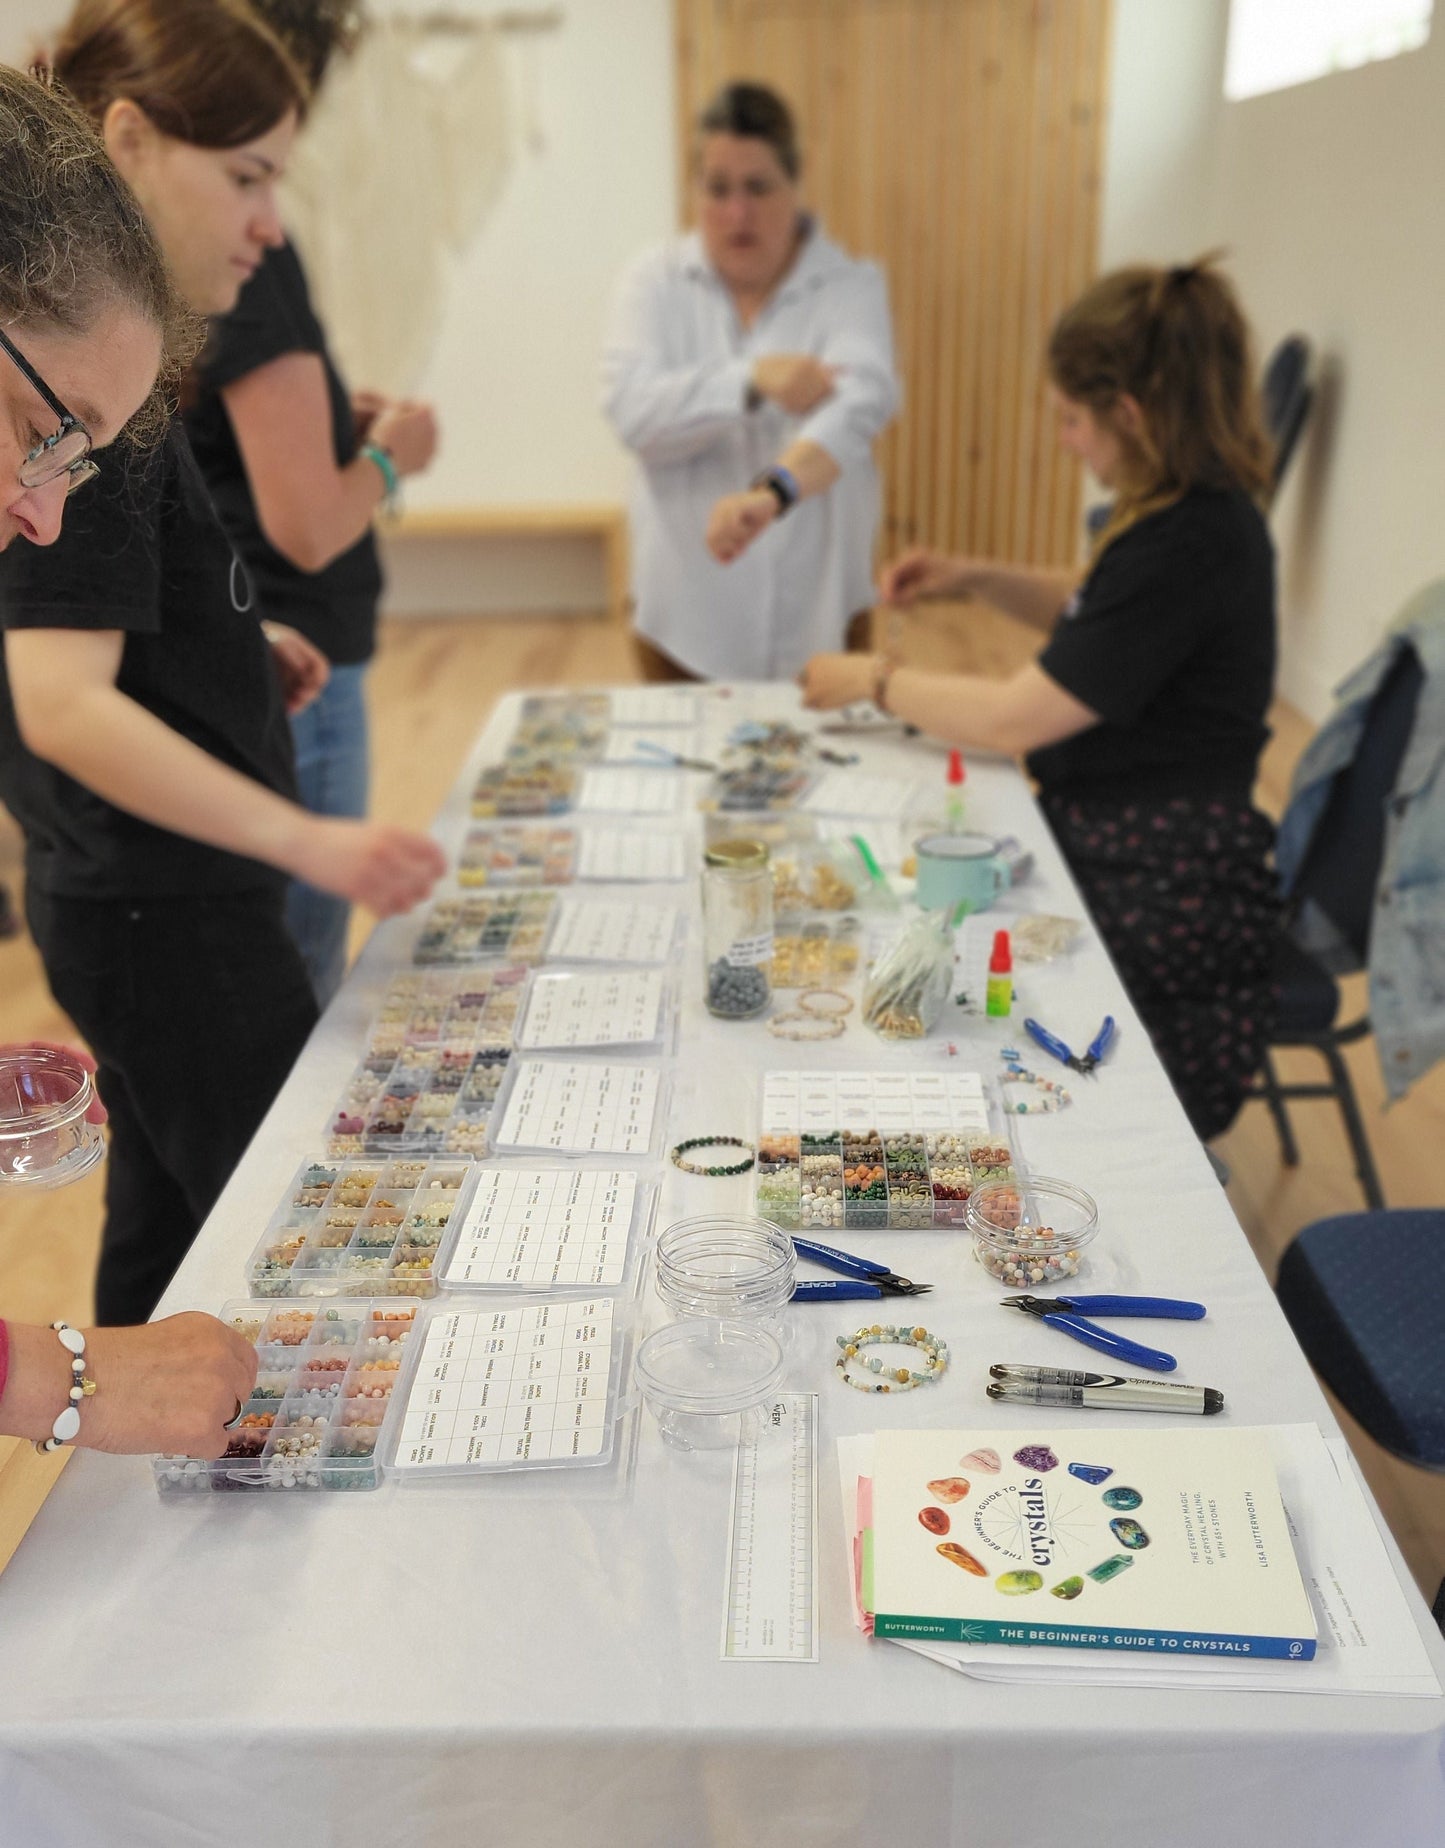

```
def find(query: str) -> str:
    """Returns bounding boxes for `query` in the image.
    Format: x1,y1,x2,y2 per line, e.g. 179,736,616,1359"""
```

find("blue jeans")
287,661,369,1009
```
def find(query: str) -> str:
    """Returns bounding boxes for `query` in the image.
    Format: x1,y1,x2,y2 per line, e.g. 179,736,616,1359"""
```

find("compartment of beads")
413,889,558,966
470,755,578,819
244,1158,479,1298
755,1124,1016,1230
326,969,525,1157
754,1135,802,1222
456,824,579,889
840,1131,888,1229
153,1302,418,1495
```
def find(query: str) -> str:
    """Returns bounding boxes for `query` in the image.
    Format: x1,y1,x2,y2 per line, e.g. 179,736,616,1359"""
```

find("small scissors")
1000,1292,1206,1373
791,1236,931,1303
1023,1014,1116,1077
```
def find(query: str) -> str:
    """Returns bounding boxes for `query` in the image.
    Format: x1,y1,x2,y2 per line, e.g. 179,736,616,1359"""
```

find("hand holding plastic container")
0,1045,106,1189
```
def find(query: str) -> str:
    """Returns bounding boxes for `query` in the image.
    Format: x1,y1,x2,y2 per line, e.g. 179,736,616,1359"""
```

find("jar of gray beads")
702,838,774,1020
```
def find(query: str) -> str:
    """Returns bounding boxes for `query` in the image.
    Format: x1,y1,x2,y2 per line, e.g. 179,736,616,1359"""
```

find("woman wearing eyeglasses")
184,0,439,1009
0,69,261,1458
0,0,446,1327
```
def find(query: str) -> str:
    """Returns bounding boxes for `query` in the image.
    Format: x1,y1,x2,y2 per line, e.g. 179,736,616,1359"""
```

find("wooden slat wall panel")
674,0,1112,568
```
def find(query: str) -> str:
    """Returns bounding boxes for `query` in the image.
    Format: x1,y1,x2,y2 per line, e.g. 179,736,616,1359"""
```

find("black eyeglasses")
0,326,99,496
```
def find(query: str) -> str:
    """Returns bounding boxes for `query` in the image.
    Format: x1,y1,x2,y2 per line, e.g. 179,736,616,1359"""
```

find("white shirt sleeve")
600,253,755,466
793,263,901,475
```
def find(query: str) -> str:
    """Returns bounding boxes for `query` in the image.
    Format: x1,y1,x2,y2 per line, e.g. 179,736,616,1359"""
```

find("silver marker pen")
987,1364,1224,1415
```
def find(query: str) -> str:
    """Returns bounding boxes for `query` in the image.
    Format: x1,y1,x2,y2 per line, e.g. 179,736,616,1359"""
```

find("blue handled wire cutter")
790,1237,932,1303
1023,1014,1116,1077
1000,1293,1206,1372
625,737,718,772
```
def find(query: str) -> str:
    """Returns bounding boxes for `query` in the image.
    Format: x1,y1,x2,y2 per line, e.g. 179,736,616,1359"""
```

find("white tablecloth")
2,688,1441,1848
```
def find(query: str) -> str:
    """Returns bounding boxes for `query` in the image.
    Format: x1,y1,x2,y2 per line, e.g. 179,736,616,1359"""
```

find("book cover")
868,1426,1318,1660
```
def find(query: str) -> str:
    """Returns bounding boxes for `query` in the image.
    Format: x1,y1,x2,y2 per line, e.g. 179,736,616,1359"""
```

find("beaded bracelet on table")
835,1322,949,1393
767,1011,846,1042
670,1135,755,1177
796,987,853,1020
999,1054,1072,1113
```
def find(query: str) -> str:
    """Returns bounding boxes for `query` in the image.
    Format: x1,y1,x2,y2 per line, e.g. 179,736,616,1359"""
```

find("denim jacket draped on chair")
1275,582,1445,1102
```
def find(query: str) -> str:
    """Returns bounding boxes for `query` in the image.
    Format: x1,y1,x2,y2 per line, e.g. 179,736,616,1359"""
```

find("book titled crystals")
866,1426,1317,1660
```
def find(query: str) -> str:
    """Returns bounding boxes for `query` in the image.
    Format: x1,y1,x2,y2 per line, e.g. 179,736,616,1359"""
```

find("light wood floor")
2,603,1441,1605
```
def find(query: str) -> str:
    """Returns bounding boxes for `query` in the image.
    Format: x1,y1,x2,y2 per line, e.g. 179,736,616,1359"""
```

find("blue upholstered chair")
1275,1208,1445,1633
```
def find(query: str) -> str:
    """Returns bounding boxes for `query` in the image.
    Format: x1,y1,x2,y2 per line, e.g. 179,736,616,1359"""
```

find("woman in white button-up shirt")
602,83,901,681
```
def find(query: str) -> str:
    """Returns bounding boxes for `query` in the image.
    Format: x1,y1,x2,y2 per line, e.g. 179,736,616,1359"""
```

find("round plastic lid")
914,831,999,862
966,1175,1099,1250
655,1216,797,1312
0,1048,104,1188
0,1048,91,1128
704,838,770,870
634,1319,785,1416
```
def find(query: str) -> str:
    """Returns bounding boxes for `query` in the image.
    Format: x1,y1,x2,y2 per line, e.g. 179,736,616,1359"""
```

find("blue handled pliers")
1023,1014,1116,1077
791,1236,931,1303
1000,1293,1206,1373
625,737,718,772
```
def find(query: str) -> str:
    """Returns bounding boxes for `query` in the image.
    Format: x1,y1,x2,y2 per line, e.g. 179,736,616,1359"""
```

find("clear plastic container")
633,1318,785,1451
654,1215,797,1323
243,1158,478,1299
702,839,774,1020
456,824,578,888
967,1175,1099,1287
413,889,558,966
0,1047,105,1190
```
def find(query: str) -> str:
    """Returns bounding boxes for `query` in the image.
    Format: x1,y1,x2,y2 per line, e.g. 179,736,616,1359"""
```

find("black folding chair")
1250,645,1424,1209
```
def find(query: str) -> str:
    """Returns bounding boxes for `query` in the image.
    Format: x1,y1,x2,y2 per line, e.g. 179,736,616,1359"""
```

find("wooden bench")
380,504,630,623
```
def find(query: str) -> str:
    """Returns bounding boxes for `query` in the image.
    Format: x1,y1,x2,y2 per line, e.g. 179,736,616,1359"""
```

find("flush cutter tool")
1022,1014,1116,1077
790,1237,932,1303
1000,1292,1207,1373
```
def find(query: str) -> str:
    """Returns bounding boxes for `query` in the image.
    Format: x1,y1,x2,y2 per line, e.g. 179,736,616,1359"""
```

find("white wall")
378,0,677,614
1098,0,1445,722
2,0,677,616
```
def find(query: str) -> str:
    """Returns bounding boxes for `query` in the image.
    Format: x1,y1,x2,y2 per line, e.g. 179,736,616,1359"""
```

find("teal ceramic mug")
914,831,1008,914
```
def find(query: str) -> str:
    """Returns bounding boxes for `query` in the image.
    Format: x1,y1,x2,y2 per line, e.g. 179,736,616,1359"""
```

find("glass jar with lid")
702,838,774,1019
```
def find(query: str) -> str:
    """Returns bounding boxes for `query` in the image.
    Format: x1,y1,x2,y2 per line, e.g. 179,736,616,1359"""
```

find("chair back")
1262,334,1313,504
1290,644,1423,963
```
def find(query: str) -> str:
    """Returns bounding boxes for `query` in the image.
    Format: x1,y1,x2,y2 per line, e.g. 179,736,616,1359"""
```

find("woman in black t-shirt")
801,260,1280,1141
0,65,269,1455
0,1,444,1324
185,1,439,1009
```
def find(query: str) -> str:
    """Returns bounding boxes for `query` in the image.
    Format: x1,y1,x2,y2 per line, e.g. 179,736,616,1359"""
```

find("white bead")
56,1325,86,1356
53,1406,81,1441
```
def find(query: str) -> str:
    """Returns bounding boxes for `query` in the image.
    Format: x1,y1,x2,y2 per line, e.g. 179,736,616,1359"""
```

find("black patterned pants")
1040,792,1281,1142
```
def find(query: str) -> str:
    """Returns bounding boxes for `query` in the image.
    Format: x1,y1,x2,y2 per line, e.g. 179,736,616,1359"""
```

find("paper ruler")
721,1392,819,1662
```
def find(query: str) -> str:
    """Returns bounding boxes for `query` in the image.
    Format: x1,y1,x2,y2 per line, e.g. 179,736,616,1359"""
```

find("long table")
1,687,1442,1847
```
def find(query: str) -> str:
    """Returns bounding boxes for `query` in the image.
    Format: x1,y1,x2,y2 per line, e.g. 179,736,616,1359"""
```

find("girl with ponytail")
802,258,1279,1142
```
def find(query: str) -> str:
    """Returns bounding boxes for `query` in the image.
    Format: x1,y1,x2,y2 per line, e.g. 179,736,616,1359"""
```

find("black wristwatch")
750,465,800,518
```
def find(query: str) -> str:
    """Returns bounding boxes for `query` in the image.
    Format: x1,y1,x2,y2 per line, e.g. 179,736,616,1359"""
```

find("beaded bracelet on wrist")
670,1135,755,1177
835,1322,949,1393
34,1321,97,1454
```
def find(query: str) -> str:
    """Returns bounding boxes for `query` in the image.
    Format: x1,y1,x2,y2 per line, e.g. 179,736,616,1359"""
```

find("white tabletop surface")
1,686,1441,1848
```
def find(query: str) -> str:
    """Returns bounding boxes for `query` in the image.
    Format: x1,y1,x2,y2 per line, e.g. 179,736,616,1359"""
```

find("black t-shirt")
0,424,297,899
184,238,383,667
1027,488,1276,803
